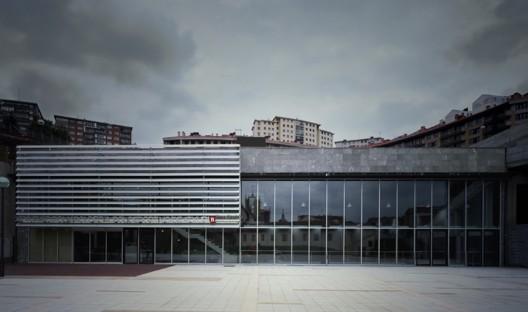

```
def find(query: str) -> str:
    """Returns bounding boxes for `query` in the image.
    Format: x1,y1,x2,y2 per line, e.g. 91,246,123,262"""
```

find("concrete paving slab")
1,265,527,312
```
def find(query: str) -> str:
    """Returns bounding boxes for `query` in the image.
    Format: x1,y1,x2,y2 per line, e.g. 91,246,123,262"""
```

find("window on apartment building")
517,184,528,224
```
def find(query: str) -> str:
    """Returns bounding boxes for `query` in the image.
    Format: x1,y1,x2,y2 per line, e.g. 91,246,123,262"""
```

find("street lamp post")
0,176,10,278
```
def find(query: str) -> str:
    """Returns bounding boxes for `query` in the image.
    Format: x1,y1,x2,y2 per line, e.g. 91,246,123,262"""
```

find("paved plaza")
1,265,528,312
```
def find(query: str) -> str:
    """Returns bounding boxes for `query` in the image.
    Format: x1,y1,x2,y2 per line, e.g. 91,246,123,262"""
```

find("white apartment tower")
252,116,334,147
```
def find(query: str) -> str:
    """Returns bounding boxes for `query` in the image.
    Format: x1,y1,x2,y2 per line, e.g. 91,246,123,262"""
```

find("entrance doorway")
123,229,138,264
139,229,155,264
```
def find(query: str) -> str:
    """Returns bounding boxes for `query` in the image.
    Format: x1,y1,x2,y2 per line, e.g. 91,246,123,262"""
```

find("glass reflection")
275,229,291,264
397,229,414,264
415,230,431,265
310,181,326,227
123,229,137,264
189,229,205,263
416,181,431,227
258,228,274,263
467,181,483,228
139,229,154,264
432,230,448,265
345,181,361,226
467,230,482,266
258,181,274,226
242,181,258,225
345,229,361,263
275,181,291,225
362,181,379,226
450,181,465,227
241,228,256,263
310,228,326,264
398,181,414,227
449,229,465,265
380,181,397,227
292,228,308,263
90,232,105,262
484,230,499,266
58,229,72,262
206,229,222,264
106,231,121,263
44,230,58,262
223,229,239,263
362,229,378,263
293,182,309,226
484,181,500,227
173,228,188,263
74,231,90,262
155,228,171,263
380,229,396,264
432,181,448,227
327,181,344,226
327,229,343,264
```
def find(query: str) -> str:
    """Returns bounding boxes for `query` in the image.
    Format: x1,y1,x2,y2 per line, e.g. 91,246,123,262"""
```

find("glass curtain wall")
237,179,500,266
34,179,501,266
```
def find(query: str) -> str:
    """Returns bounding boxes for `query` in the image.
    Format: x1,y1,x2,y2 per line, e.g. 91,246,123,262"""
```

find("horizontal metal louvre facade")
16,145,241,227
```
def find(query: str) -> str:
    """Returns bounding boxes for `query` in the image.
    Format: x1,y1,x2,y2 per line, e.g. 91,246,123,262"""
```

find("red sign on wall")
209,216,216,224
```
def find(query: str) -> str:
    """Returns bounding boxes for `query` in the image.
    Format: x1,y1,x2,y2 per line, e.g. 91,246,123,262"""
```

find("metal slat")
16,145,241,226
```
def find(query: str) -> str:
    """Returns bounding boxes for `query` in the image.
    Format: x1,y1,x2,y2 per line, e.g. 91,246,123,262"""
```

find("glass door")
123,229,138,264
139,229,155,264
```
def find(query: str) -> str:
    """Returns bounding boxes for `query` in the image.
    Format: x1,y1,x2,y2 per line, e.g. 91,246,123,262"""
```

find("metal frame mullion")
396,182,399,264
273,182,276,264
342,181,345,264
325,181,328,264
430,181,433,266
290,182,293,264
413,180,416,265
360,181,363,264
378,180,381,265
481,180,485,266
221,228,224,265
464,181,468,266
308,181,311,264
499,180,504,267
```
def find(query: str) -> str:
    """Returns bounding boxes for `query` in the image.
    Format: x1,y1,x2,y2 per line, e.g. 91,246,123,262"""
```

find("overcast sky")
1,0,527,143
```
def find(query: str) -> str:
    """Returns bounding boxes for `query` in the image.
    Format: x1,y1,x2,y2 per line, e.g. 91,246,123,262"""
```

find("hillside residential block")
55,115,132,145
252,116,334,147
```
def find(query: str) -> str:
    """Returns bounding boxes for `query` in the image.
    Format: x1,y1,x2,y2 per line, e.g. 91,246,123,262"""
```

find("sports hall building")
14,144,523,266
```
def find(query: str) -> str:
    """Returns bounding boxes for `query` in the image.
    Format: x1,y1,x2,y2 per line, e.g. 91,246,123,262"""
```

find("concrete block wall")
241,147,507,174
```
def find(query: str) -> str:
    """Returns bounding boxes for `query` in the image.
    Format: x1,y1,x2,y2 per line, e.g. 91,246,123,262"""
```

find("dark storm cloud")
456,0,528,64
0,0,196,84
8,69,88,116
1,0,526,143
0,0,199,143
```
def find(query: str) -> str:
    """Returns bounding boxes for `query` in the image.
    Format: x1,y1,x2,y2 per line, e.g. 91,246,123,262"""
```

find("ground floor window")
26,226,501,266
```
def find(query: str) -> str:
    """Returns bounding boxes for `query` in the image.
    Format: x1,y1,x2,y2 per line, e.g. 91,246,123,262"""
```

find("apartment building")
335,137,385,148
0,99,44,137
55,115,132,145
378,93,528,148
252,116,334,147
